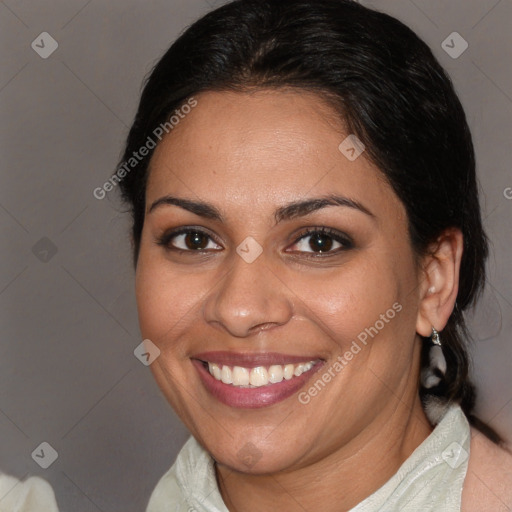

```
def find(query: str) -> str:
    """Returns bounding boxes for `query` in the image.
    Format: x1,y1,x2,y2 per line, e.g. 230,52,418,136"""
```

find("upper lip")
193,351,322,368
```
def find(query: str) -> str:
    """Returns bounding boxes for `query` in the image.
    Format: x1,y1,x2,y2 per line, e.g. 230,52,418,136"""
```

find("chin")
211,443,304,475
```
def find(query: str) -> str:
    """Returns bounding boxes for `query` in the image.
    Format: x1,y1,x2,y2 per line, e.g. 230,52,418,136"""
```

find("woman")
118,0,512,510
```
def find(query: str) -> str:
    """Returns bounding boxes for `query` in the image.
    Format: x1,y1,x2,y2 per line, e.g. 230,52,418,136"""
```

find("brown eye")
287,228,353,255
308,233,334,252
158,229,222,252
184,231,209,250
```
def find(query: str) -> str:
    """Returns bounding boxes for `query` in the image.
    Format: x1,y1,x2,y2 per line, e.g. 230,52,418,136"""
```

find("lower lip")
192,359,324,409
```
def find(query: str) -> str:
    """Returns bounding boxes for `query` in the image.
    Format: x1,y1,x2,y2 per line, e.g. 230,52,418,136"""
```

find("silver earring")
421,327,447,389
431,327,441,346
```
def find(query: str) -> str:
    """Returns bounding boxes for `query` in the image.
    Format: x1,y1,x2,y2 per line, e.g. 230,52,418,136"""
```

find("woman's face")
136,89,426,473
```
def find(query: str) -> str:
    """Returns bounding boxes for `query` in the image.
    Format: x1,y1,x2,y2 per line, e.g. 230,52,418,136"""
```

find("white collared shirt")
0,474,59,512
146,405,470,511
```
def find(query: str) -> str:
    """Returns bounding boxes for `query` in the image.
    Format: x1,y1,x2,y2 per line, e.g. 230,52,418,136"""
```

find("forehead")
146,89,401,218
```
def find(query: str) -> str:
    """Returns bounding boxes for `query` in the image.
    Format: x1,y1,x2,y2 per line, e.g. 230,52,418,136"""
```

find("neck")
216,395,432,512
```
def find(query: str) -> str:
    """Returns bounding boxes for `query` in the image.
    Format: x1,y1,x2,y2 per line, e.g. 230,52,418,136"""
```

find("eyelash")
155,227,222,254
155,226,354,257
289,227,354,256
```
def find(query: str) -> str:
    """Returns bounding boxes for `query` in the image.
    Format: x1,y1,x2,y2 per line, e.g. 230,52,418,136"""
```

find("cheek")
134,250,205,349
287,251,420,384
292,263,419,419
286,259,403,344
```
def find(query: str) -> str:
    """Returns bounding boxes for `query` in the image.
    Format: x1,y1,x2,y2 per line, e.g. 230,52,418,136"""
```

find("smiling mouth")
202,360,318,388
192,351,325,408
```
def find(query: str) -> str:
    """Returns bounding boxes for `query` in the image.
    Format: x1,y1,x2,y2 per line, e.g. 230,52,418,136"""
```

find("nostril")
249,321,282,333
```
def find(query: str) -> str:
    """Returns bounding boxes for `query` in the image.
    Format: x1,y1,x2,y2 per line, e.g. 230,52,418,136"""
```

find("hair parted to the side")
118,0,499,441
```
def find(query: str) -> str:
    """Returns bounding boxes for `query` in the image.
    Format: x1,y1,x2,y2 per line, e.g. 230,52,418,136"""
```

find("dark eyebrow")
148,196,223,221
274,195,375,223
147,194,374,223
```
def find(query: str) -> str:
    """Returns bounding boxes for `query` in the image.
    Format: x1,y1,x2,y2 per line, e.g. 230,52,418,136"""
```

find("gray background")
0,0,511,510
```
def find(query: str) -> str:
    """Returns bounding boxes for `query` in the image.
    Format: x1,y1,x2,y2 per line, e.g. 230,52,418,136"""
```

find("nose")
203,254,294,338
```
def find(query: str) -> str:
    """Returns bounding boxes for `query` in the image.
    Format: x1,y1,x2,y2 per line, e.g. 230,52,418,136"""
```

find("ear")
416,228,464,337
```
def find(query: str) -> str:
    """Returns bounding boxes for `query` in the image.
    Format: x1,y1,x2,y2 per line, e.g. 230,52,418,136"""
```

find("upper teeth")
207,361,316,387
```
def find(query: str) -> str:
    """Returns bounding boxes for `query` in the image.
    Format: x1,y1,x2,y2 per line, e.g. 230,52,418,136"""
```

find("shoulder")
461,428,512,512
0,473,59,512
